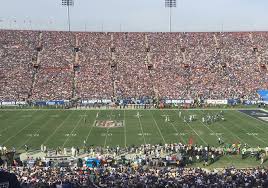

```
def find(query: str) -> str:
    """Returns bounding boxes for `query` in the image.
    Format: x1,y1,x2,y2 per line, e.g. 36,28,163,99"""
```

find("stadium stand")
1,142,268,187
0,30,267,102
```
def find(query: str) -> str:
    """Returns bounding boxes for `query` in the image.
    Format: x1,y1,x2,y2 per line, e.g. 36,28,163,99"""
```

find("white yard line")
197,110,249,146
229,112,267,145
103,110,113,147
161,111,186,144
150,110,166,144
237,110,268,132
215,119,247,145
42,111,74,145
85,110,101,143
174,110,208,145
137,111,147,145
62,112,86,148
197,110,223,140
2,111,39,145
196,110,249,146
18,115,54,149
123,110,127,147
103,128,110,148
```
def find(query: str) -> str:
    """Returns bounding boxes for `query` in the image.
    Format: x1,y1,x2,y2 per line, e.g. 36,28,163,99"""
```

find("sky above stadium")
0,0,267,32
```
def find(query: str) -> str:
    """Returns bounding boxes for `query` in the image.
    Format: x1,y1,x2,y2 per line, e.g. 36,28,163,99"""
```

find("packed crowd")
1,30,268,101
32,31,75,100
1,142,268,187
2,165,268,187
0,30,38,101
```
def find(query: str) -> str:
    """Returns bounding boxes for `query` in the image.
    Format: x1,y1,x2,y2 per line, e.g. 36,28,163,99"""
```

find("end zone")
239,109,268,122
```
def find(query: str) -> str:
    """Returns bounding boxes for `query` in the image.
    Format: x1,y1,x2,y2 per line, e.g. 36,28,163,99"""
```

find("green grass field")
0,109,267,150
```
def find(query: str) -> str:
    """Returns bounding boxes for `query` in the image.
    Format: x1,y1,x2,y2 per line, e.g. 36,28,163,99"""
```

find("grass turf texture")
0,109,268,150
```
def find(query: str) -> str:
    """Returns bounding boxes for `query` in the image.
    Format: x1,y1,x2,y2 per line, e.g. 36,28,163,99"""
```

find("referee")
0,158,21,188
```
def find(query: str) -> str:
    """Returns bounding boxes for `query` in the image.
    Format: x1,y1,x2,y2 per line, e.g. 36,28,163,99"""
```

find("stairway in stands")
72,34,80,99
110,33,118,101
250,33,267,72
28,32,42,100
144,34,156,99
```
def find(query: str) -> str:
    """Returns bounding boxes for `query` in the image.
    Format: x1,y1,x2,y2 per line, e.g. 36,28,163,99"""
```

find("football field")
0,108,268,150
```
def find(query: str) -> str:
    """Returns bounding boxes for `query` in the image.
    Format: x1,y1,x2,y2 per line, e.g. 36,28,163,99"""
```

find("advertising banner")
206,99,228,104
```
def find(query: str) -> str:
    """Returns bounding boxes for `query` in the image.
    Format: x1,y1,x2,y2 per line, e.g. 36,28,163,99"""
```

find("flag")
188,136,193,145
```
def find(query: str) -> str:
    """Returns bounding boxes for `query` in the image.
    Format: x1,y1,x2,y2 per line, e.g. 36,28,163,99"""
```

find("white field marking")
137,111,147,145
25,134,39,137
138,133,151,136
199,110,247,146
62,112,86,147
229,112,267,144
1,111,39,145
211,116,248,146
65,133,77,137
85,110,101,143
103,110,115,147
42,111,74,145
246,133,258,136
173,133,187,136
150,110,166,144
258,117,268,121
161,111,186,144
124,110,127,147
174,110,208,145
160,114,171,117
103,127,111,148
197,110,222,140
18,114,56,148
237,110,268,132
101,133,112,137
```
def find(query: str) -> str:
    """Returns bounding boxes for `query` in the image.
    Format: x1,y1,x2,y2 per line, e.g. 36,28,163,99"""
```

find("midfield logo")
95,120,124,128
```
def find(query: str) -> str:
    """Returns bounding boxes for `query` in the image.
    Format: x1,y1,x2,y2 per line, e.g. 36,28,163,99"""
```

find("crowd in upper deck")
1,30,268,101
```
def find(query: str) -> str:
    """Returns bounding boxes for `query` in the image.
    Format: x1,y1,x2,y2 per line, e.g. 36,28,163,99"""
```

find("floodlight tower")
165,0,176,32
62,0,74,32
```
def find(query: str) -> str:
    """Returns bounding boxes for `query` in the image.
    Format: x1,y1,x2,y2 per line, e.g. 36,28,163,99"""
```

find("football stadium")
1,0,268,187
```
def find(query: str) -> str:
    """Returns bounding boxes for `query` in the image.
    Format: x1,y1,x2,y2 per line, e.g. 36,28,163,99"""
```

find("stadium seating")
0,30,267,101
